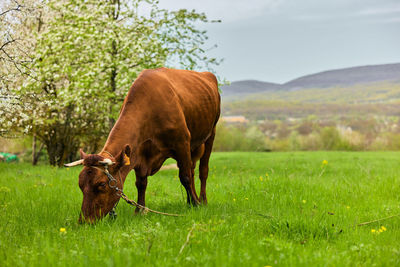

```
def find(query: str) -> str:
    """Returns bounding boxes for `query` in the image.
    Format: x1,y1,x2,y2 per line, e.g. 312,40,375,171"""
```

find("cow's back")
125,68,220,149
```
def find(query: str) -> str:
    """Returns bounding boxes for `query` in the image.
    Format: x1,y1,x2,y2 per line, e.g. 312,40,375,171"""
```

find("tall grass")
1,152,400,266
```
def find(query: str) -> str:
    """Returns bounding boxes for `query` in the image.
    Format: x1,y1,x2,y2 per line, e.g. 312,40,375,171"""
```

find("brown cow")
65,68,220,223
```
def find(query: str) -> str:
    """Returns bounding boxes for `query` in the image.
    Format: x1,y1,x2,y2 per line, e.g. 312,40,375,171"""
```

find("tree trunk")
32,134,44,165
46,141,57,166
108,39,117,131
108,2,119,131
32,134,37,165
45,140,73,167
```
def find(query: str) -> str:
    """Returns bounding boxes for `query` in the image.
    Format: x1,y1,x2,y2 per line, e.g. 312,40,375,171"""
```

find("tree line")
214,116,400,152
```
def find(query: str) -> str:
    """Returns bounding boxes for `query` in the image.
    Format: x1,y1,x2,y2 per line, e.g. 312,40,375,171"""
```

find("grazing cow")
65,68,220,223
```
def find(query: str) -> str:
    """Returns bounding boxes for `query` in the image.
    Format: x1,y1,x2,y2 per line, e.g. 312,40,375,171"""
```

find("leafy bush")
214,123,269,151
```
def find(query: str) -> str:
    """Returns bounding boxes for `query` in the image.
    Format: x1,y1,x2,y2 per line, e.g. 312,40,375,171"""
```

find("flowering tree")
1,0,45,138
0,0,220,166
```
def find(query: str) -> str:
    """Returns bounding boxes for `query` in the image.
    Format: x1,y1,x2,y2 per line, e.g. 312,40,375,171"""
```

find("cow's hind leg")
199,128,216,204
176,142,200,206
190,144,205,201
134,170,148,214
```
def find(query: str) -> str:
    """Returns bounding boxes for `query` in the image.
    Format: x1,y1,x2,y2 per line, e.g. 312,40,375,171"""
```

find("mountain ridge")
221,63,400,97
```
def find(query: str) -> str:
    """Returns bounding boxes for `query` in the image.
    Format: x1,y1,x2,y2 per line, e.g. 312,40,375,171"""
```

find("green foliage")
245,125,267,151
213,122,268,151
215,117,400,152
1,152,400,266
1,0,220,165
320,127,342,150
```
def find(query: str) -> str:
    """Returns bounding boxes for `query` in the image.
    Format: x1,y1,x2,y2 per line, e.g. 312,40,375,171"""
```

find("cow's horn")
98,158,114,165
64,159,84,167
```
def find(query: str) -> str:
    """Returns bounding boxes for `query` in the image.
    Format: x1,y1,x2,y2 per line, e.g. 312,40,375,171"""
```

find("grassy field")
1,152,400,266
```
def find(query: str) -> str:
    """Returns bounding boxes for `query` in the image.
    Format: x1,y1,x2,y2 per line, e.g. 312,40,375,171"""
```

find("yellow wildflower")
378,229,383,233
60,228,66,233
245,198,249,201
265,173,269,177
346,206,350,209
371,229,376,233
259,176,263,181
302,200,306,204
66,168,70,171
0,187,11,192
381,226,387,231
322,160,328,165
233,198,236,202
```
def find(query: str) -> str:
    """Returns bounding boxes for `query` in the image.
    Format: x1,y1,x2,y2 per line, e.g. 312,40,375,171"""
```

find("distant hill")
221,63,400,101
283,63,400,91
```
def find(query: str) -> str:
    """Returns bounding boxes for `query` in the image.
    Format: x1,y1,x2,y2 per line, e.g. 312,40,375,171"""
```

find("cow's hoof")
135,207,148,215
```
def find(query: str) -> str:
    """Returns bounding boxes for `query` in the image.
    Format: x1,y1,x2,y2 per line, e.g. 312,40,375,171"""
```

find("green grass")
1,152,400,266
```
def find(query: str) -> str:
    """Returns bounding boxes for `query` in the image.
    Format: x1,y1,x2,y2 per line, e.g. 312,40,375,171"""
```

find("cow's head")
65,145,131,223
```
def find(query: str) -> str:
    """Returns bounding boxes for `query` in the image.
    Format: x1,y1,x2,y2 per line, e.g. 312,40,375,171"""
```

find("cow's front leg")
134,170,148,214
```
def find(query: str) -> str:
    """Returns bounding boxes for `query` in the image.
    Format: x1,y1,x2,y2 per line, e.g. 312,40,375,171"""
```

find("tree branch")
0,0,23,17
0,39,16,51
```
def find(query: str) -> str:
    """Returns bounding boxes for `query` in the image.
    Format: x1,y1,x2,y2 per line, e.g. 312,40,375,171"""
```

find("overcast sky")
158,0,400,83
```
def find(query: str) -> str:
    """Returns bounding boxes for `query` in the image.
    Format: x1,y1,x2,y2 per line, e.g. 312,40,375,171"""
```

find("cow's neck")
98,121,138,185
99,110,141,164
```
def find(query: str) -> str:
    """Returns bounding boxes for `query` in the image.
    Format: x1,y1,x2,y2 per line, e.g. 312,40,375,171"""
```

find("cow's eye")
94,182,107,192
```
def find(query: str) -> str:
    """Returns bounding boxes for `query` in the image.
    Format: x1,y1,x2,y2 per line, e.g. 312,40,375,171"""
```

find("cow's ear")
116,144,131,167
80,149,87,159
124,144,131,158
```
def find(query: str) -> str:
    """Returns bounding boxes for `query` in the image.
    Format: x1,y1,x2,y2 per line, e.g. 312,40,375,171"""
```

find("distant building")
221,115,249,124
